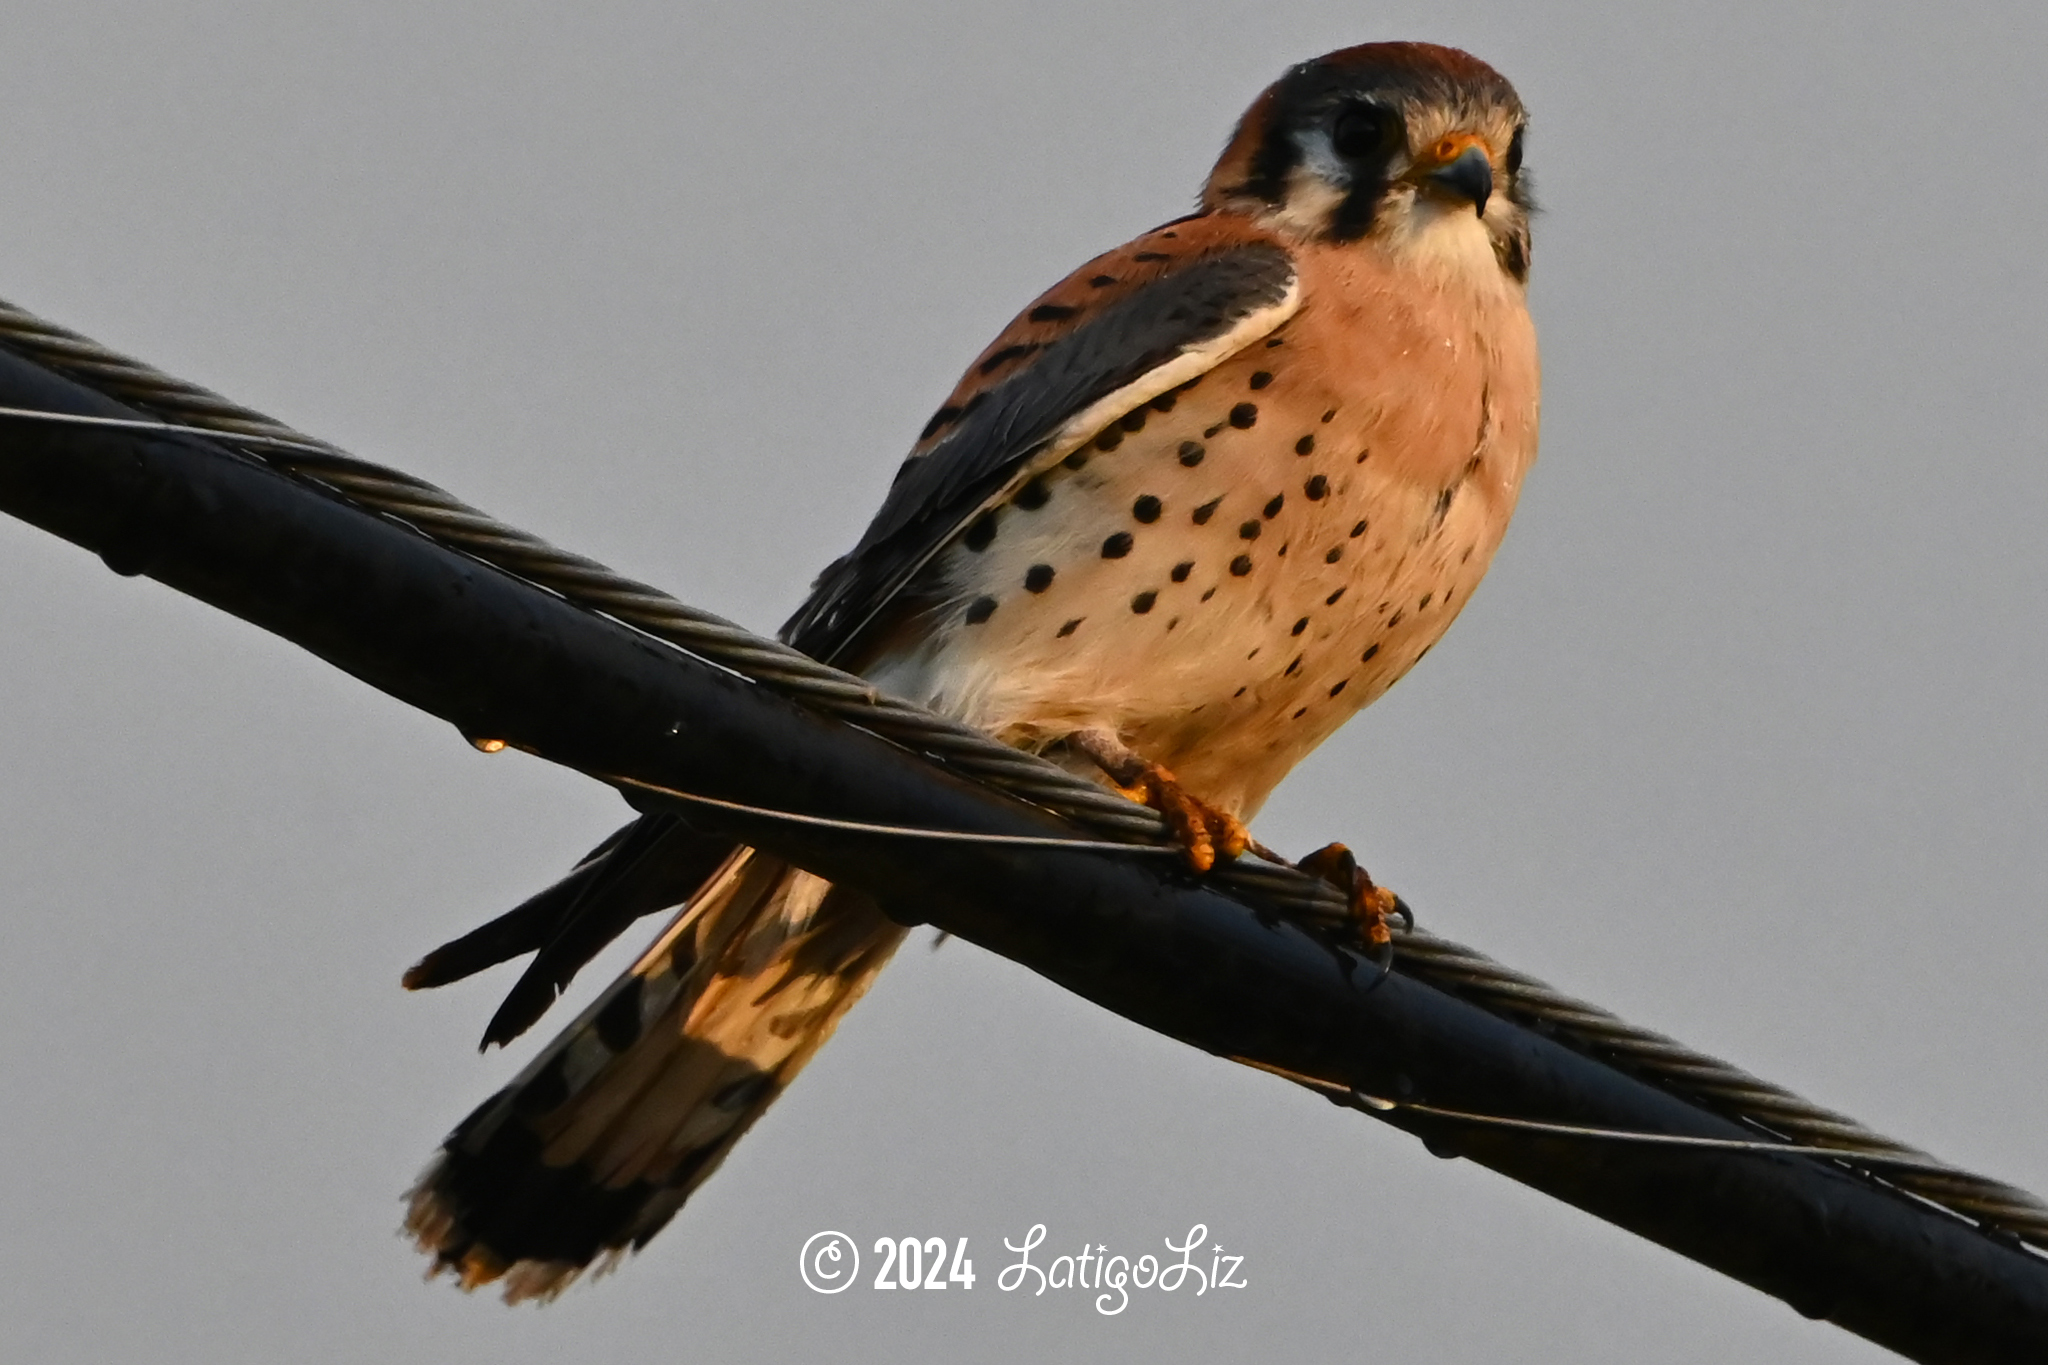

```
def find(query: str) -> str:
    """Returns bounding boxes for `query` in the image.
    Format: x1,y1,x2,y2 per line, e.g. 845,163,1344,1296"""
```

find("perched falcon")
404,40,1539,1299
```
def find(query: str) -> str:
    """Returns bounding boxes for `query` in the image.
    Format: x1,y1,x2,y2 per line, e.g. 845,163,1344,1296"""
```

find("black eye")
1506,126,1525,176
1330,103,1399,161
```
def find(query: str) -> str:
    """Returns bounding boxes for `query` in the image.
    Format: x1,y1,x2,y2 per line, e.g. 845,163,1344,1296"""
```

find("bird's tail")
404,847,906,1301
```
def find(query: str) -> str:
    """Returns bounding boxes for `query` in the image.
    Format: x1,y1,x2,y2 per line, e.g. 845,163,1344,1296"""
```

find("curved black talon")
1389,893,1415,934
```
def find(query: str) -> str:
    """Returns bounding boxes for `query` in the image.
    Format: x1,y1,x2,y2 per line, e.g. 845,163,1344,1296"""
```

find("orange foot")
1072,730,1248,873
1298,841,1412,959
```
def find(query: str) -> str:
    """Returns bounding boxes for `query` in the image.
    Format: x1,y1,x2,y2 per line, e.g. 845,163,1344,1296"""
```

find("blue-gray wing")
781,225,1299,663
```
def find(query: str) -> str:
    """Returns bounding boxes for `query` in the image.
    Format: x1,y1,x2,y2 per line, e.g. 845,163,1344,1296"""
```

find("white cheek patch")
1292,127,1352,189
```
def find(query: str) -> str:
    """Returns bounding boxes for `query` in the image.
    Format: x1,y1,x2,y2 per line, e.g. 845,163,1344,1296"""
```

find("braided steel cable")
2,294,2043,1252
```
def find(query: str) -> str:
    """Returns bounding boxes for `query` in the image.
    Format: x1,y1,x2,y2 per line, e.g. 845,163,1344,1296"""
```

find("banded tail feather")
405,845,906,1301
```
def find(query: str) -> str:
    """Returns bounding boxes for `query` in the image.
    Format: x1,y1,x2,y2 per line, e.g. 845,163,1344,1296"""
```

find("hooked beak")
1415,137,1493,216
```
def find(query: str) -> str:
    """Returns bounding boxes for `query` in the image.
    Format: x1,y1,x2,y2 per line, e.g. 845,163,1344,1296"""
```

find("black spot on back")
1229,403,1258,428
1329,680,1348,697
1350,519,1368,538
1057,617,1083,637
1119,408,1148,433
1102,532,1134,558
1029,303,1079,322
1249,371,1273,390
1238,520,1262,540
1089,274,1117,288
1325,546,1343,564
1361,643,1381,662
1179,441,1206,467
1326,587,1345,605
1025,564,1054,593
1263,494,1285,518
1291,617,1309,636
979,343,1040,375
1170,561,1193,582
1132,495,1162,523
1229,555,1254,577
1094,427,1124,451
1193,497,1222,525
1131,590,1158,614
1295,434,1315,456
1305,475,1328,500
1133,251,1172,262
920,406,962,442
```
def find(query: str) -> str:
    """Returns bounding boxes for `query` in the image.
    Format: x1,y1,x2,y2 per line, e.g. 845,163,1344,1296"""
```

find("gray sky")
2,2,2043,1361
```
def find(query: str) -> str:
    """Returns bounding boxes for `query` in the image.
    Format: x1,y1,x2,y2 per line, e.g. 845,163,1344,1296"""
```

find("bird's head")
1203,42,1532,282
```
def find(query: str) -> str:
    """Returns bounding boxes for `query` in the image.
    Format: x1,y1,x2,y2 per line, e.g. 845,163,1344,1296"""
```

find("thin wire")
0,404,330,453
1233,1056,1993,1180
603,771,1188,854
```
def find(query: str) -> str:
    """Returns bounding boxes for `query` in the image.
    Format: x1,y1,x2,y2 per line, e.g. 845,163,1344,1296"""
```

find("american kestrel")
405,41,1538,1299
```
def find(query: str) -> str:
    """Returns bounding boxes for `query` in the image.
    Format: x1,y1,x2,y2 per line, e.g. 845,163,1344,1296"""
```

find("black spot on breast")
1329,680,1347,697
1263,494,1284,518
1418,593,1433,610
1229,555,1254,577
1388,611,1404,628
920,405,962,441
1179,441,1206,466
978,342,1039,375
1277,542,1289,556
1102,532,1134,558
1166,617,1180,630
595,979,645,1052
965,597,998,624
1295,435,1315,456
1030,303,1079,322
1291,617,1309,636
1284,655,1302,676
1304,475,1328,500
1361,643,1380,662
1461,544,1476,563
1350,520,1368,538
1293,707,1308,719
1058,617,1083,637
1433,487,1456,522
1149,391,1178,413
1322,409,1337,423
1201,587,1217,601
1193,498,1222,525
1119,409,1148,433
1024,564,1055,593
1237,520,1262,540
1229,403,1258,429
1133,251,1172,262
1131,591,1157,614
1249,371,1272,390
1170,561,1193,582
1203,422,1226,438
1325,546,1343,564
1326,587,1345,605
1356,448,1373,464
1095,427,1124,452
1089,274,1117,288
1161,230,1178,239
1014,477,1051,510
1233,686,1247,698
1265,337,1285,348
964,513,997,551
1064,450,1090,470
1132,495,1162,523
